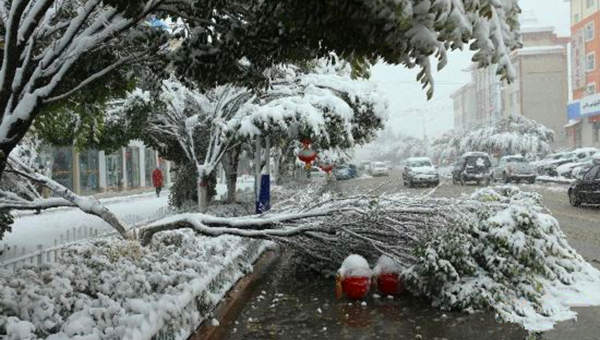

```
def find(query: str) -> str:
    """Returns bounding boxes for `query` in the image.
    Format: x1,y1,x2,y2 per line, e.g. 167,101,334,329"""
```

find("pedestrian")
152,167,163,197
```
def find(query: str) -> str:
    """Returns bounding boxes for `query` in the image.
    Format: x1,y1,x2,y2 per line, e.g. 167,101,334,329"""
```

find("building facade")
502,26,570,147
451,83,477,131
41,141,172,196
452,23,569,149
451,65,501,132
566,0,600,148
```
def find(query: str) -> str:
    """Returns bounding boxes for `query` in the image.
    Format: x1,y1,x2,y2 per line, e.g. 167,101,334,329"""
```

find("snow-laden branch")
5,155,131,238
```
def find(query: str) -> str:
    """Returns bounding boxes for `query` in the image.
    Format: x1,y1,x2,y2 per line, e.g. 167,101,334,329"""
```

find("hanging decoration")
297,138,317,170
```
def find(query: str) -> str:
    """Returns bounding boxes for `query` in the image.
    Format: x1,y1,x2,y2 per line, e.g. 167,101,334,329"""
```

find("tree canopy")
430,115,555,163
0,0,521,175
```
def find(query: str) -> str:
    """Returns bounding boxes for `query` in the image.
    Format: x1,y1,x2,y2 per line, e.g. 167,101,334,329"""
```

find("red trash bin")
342,276,371,299
377,272,405,295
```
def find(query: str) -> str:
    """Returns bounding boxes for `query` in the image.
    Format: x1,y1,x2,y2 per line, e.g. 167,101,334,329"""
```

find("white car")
402,157,439,187
492,155,536,183
369,162,390,176
556,148,599,178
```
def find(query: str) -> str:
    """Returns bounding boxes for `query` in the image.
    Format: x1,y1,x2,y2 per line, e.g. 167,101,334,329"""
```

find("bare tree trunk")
222,145,241,203
272,147,282,185
198,177,209,213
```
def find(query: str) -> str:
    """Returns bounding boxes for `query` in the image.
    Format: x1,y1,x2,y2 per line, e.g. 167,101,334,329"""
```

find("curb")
535,177,575,185
188,249,279,340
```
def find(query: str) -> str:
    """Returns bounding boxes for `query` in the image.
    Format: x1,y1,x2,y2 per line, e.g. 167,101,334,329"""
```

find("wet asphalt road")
219,171,600,340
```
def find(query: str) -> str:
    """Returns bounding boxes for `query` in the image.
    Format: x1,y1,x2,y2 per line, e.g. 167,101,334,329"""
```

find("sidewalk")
2,189,171,253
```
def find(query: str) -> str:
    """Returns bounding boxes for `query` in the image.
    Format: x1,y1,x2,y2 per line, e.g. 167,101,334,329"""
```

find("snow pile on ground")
0,231,269,339
404,185,600,332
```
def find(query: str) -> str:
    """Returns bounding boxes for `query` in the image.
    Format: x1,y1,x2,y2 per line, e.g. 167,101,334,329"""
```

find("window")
575,13,580,23
587,83,597,95
584,166,600,181
587,0,595,9
586,52,596,72
585,22,595,42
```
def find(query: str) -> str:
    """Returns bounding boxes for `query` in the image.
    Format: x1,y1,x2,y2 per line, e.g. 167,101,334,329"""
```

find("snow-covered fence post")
36,245,43,266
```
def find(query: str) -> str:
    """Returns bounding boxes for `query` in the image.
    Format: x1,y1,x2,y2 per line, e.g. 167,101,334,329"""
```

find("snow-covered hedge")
404,186,600,331
430,115,555,163
0,231,269,339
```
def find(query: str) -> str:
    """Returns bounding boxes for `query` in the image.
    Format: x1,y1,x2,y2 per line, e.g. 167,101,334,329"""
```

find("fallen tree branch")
6,156,131,239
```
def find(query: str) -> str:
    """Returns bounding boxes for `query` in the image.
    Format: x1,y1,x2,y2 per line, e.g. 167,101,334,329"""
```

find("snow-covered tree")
0,0,522,181
430,115,555,163
357,128,428,164
126,58,387,210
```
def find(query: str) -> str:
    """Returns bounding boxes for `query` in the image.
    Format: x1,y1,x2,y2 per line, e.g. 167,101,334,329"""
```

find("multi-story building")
452,21,569,149
450,83,477,131
41,141,172,196
565,0,600,148
501,26,569,147
451,65,501,132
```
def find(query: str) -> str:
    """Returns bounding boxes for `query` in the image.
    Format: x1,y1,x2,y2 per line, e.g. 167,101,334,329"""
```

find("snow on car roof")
462,152,490,157
406,157,432,162
573,147,599,153
501,155,524,160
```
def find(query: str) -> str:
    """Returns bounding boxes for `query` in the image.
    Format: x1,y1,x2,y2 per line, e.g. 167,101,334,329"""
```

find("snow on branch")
4,155,131,238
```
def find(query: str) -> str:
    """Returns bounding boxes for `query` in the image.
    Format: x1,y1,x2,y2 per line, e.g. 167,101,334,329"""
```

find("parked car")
568,164,600,207
402,157,439,187
535,152,577,176
556,148,599,178
571,154,600,179
308,167,326,178
452,152,493,186
369,161,390,176
335,164,358,180
492,155,536,184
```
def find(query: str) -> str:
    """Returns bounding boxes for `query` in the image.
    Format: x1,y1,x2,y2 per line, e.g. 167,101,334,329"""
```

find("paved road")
219,172,600,340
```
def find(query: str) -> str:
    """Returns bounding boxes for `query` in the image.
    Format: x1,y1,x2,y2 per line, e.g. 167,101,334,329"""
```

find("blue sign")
567,102,581,120
255,174,270,213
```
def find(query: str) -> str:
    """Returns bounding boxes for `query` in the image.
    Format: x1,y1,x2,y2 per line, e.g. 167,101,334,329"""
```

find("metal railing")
0,207,171,271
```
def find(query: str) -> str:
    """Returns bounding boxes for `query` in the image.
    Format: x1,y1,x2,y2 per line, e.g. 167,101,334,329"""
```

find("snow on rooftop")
564,119,581,128
513,45,564,56
519,26,554,34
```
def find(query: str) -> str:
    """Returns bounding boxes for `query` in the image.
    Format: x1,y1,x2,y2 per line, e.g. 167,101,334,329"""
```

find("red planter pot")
342,276,370,299
377,273,404,295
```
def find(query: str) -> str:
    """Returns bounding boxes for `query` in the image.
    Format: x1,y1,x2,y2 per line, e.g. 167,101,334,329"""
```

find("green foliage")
0,209,13,242
404,186,586,325
168,163,217,209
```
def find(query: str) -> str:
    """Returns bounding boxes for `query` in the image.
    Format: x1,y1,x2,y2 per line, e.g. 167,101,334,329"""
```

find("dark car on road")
452,152,493,186
334,164,358,180
568,164,600,207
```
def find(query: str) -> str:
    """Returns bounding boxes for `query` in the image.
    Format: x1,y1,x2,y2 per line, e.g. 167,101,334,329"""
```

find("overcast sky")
371,0,571,139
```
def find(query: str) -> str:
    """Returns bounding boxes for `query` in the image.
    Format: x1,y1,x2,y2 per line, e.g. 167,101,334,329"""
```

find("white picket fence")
0,207,171,271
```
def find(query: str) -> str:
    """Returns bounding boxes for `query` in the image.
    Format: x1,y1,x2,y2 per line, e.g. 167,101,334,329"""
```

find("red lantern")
298,139,317,169
319,163,334,173
377,273,405,296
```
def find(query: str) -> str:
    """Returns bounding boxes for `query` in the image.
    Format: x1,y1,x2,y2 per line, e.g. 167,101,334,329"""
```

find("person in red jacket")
152,167,164,197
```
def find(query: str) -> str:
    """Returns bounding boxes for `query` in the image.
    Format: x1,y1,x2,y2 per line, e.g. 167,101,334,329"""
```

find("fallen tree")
4,152,600,332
